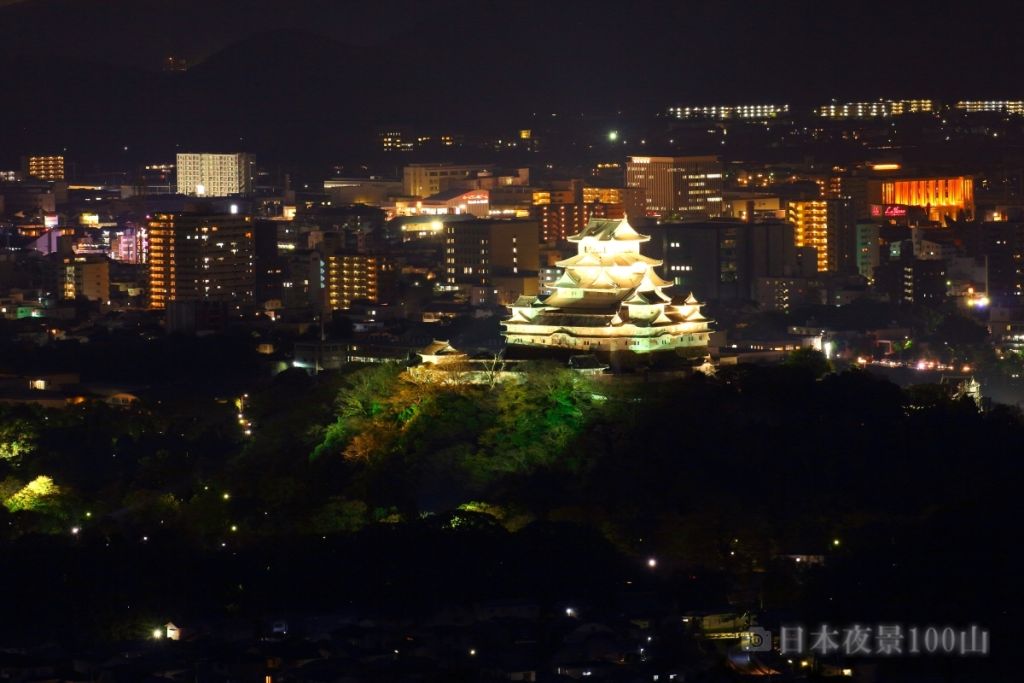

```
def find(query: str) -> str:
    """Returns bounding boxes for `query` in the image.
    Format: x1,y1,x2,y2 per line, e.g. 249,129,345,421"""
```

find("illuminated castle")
502,218,711,362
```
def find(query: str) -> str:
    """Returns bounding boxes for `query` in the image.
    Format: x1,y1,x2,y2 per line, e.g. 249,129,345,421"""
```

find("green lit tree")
4,475,62,513
0,417,36,462
783,347,831,379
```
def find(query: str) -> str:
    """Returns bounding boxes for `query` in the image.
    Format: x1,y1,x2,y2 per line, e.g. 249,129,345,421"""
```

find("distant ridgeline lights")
955,100,1024,114
669,99,1024,119
667,103,790,120
815,99,934,118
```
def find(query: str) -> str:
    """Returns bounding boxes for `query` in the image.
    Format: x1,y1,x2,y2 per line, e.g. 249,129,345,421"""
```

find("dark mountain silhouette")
1,0,1021,167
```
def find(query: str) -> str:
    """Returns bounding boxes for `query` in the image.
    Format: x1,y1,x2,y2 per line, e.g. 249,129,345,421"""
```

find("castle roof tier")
567,218,650,243
503,218,712,358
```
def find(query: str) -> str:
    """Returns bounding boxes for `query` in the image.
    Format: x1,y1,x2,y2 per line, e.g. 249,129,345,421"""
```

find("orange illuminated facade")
582,186,645,219
26,155,65,181
325,253,396,310
880,177,974,223
788,201,829,272
147,213,254,310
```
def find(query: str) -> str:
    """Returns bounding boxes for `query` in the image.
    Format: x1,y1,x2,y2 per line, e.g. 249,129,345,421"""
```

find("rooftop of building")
422,188,486,202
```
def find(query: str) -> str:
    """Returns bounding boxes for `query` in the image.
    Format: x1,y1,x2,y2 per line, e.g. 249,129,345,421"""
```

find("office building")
25,156,65,181
147,212,254,310
646,220,796,302
176,153,254,197
626,156,723,218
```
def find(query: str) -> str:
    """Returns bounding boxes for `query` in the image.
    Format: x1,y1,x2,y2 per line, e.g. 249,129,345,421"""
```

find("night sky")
1,0,1020,166
1,0,1016,96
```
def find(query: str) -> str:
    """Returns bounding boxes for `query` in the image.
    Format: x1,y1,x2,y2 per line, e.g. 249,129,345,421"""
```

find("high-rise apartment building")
25,156,65,181
61,255,109,301
788,199,858,274
856,223,881,283
581,185,646,220
176,153,254,197
147,212,254,310
626,156,723,218
325,253,396,310
535,203,597,244
789,201,830,273
443,220,540,288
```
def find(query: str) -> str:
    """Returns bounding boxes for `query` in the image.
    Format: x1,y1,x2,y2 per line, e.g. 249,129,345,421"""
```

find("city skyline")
0,3,1018,679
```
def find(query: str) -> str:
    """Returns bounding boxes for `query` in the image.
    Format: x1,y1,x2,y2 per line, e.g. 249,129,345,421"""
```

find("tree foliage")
4,475,62,513
0,415,36,461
